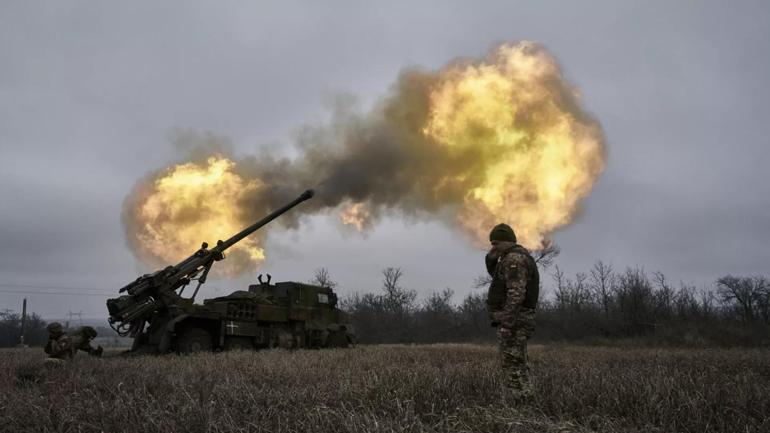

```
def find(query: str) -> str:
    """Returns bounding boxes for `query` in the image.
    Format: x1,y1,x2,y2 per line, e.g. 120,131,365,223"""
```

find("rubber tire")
325,330,350,348
176,328,213,354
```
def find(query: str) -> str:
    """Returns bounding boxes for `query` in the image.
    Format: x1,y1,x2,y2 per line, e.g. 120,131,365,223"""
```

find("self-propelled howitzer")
106,189,354,354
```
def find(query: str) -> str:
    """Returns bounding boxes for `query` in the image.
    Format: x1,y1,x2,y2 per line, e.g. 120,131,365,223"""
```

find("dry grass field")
1,344,768,433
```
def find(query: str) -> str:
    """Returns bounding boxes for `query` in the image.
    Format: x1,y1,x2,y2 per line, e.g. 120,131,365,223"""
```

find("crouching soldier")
71,326,103,357
44,323,103,360
44,322,73,360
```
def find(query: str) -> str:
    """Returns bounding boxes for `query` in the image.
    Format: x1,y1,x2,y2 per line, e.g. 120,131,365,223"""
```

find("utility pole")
66,310,83,329
18,298,27,347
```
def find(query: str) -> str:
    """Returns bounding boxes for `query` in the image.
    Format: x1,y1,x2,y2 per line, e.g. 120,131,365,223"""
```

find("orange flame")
340,202,372,231
424,42,605,248
125,42,605,272
131,157,265,274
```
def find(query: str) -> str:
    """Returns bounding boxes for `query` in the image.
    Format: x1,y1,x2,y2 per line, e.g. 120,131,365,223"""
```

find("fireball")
129,157,265,274
124,42,605,272
424,42,605,248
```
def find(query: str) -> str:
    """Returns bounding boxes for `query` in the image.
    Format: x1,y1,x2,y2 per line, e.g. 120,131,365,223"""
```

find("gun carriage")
107,189,354,353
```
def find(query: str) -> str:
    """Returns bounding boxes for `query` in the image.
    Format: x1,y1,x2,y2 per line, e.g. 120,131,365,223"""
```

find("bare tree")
423,288,455,315
382,267,403,294
473,274,492,289
532,239,561,270
755,277,770,324
310,267,337,289
572,272,591,311
699,287,717,319
716,275,763,324
673,282,700,319
381,267,416,314
552,265,568,310
458,292,488,334
0,310,48,347
616,267,656,334
652,271,674,320
590,261,615,318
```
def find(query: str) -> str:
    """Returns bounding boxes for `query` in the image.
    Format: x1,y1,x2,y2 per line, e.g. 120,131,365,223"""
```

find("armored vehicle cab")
196,277,354,352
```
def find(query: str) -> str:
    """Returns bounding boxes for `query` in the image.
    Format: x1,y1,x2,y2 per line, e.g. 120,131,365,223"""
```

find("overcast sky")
1,1,769,319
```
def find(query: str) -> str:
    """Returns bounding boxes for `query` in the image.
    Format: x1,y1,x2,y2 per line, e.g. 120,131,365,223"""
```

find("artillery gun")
107,189,355,353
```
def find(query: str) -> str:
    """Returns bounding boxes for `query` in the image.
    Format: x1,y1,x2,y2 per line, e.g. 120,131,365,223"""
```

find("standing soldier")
485,223,539,399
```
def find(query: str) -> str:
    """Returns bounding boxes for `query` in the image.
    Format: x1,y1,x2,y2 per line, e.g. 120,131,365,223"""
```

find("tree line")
2,259,767,348
0,310,47,347
323,260,770,346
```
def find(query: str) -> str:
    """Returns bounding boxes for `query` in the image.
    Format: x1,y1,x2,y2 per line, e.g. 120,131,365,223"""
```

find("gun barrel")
216,189,314,252
108,189,314,328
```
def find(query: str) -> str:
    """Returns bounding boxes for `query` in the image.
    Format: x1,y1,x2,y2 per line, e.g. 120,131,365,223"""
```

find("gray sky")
1,1,769,319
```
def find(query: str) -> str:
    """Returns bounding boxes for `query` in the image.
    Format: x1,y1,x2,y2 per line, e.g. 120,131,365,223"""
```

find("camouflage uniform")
72,326,103,356
44,322,73,360
70,326,103,357
44,324,102,360
487,244,539,396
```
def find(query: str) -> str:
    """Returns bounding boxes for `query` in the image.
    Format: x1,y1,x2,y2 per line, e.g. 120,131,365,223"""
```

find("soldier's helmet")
489,223,517,243
47,322,64,336
76,326,98,339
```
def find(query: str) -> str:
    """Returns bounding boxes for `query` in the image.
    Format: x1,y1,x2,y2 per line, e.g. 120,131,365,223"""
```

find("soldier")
44,322,73,360
485,223,539,399
44,323,103,360
70,326,104,357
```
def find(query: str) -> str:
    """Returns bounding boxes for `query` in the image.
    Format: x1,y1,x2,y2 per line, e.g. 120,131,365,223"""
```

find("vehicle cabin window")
317,293,329,304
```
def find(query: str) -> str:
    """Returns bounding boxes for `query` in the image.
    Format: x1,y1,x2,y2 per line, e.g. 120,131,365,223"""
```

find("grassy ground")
1,344,768,433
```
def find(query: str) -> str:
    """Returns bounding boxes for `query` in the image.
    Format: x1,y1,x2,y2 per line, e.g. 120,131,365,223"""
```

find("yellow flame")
135,157,265,274
126,42,605,270
424,42,605,248
340,202,371,231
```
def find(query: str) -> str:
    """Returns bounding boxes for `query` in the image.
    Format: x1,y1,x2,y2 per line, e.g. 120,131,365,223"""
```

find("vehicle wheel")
130,333,148,352
176,328,213,354
270,329,295,349
325,330,350,348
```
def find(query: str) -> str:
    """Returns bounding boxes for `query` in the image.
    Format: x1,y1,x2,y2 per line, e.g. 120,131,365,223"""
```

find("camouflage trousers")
497,307,536,395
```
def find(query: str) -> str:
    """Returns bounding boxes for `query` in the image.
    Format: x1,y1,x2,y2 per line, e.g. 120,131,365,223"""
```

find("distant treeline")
0,310,47,347
4,261,767,348
330,263,770,347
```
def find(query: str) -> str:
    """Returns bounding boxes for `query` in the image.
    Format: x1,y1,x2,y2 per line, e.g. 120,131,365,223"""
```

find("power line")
0,282,219,297
0,283,115,296
0,288,112,297
0,283,109,292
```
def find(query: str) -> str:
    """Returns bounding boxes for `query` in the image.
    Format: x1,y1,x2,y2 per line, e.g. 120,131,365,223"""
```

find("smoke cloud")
123,42,606,272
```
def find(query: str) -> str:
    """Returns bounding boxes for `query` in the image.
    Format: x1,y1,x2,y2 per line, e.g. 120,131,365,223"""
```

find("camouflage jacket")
44,334,73,360
44,333,101,359
71,334,102,357
487,245,539,326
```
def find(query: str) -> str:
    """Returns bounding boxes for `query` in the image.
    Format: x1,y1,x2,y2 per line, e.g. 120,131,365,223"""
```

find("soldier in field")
70,326,104,357
44,322,73,360
44,323,103,360
485,223,540,399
